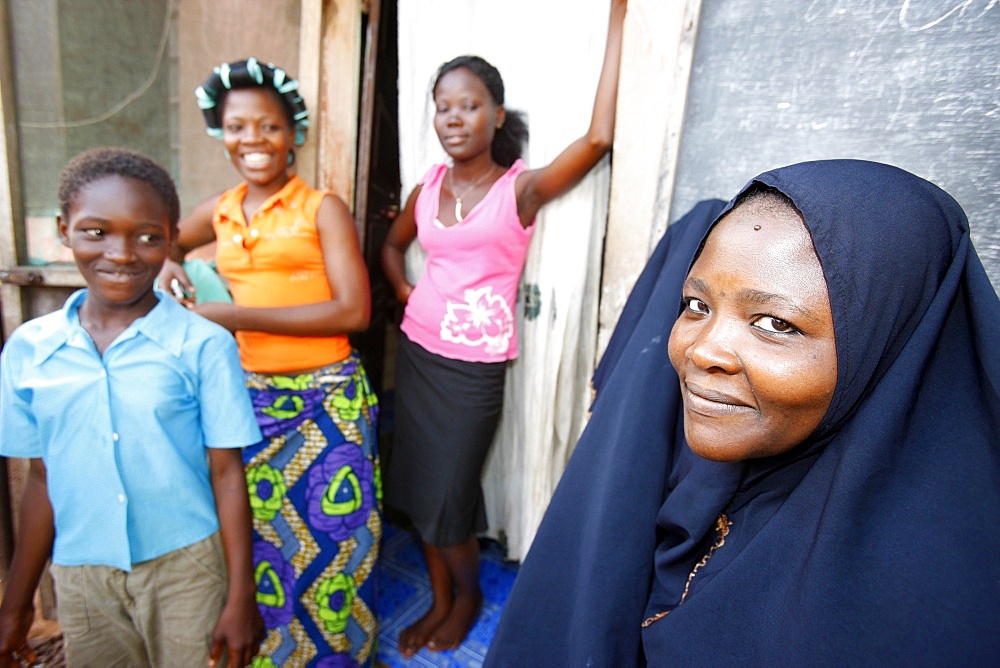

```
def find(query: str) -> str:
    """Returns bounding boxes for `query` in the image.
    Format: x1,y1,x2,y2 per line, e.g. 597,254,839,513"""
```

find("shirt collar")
33,289,189,364
216,175,307,224
135,290,190,357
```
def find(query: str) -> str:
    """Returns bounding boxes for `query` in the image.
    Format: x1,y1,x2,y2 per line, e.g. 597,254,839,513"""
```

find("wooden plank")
0,265,84,289
0,0,27,341
317,0,362,208
353,0,381,246
297,0,323,190
598,0,702,359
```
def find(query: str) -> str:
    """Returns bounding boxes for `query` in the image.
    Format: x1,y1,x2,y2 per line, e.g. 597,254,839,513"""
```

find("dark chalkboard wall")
671,0,999,292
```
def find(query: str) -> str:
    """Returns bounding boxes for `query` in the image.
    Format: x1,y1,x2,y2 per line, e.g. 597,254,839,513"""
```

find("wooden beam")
353,0,381,246
0,0,27,341
0,266,84,289
598,0,703,359
297,0,323,189
317,0,362,209
648,0,703,249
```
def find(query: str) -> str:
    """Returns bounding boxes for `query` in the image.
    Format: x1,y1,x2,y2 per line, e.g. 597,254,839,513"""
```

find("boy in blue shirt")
0,147,264,667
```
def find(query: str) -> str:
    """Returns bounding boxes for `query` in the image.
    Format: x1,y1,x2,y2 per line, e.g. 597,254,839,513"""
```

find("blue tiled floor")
376,522,518,667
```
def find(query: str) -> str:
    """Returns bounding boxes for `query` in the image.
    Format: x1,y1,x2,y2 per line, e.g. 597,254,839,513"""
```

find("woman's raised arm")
514,0,627,226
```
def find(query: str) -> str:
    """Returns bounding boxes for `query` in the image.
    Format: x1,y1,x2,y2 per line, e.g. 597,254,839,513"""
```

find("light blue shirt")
0,289,262,570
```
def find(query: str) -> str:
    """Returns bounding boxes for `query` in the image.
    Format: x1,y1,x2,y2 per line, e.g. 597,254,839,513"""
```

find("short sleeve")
197,332,262,448
0,334,44,458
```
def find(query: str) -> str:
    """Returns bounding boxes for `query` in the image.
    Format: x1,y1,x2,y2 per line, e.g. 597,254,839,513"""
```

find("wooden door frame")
0,0,29,342
598,0,703,359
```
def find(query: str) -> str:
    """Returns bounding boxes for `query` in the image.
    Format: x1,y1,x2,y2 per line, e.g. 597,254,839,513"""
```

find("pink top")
401,160,536,362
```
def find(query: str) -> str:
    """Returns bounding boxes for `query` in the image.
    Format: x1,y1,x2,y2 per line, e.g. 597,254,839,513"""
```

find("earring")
223,148,231,160
287,149,296,167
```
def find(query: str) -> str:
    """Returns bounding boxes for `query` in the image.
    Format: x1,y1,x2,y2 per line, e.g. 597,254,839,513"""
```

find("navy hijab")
486,160,1000,665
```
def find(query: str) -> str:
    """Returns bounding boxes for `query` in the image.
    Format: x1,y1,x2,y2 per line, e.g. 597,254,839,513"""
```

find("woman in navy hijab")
485,160,1000,665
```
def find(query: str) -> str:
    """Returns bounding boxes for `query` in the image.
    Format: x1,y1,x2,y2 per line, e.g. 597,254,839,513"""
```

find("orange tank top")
213,176,351,371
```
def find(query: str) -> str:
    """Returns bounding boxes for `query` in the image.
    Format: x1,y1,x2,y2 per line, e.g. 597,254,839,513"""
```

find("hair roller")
195,58,309,146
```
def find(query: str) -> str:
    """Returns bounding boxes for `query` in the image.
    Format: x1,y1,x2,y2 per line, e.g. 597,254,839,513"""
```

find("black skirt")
384,334,507,546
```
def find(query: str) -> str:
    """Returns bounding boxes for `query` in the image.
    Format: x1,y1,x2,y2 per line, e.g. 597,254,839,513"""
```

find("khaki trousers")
49,533,229,668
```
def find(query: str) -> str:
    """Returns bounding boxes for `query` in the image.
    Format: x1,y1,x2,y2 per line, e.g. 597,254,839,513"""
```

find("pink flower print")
440,286,514,355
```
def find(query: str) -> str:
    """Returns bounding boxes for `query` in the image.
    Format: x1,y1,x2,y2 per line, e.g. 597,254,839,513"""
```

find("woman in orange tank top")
159,58,381,667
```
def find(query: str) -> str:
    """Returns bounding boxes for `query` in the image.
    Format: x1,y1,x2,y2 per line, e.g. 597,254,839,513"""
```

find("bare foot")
398,601,451,658
427,590,483,652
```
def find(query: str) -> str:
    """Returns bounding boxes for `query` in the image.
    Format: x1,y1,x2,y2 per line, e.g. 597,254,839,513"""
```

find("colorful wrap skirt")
243,352,381,667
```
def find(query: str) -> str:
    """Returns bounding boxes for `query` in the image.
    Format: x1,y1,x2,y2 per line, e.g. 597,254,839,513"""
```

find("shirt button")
112,433,120,442
117,494,126,503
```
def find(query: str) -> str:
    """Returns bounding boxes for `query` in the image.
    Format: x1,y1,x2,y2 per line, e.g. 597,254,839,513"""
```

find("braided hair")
433,55,529,168
195,57,309,146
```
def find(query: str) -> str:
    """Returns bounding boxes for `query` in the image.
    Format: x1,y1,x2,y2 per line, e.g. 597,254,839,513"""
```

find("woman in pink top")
381,0,628,655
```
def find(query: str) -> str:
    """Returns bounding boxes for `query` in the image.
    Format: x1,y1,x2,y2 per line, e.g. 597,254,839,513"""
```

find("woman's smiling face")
221,87,295,188
667,193,838,462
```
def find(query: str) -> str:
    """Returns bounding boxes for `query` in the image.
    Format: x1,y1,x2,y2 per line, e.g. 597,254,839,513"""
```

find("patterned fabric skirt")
242,352,381,667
